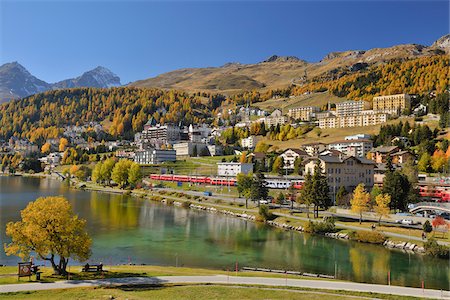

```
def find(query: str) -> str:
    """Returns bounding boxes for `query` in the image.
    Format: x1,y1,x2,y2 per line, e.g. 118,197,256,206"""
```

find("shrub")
423,220,433,233
349,230,386,244
181,201,192,209
238,203,244,207
304,219,336,234
256,205,276,222
193,196,200,200
166,199,174,206
424,238,449,259
215,199,223,204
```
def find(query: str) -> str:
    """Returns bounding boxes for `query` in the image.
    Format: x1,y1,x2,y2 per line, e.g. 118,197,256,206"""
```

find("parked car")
259,200,269,205
395,219,416,225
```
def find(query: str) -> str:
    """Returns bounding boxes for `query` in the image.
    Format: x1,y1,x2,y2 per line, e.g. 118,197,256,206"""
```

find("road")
1,275,448,298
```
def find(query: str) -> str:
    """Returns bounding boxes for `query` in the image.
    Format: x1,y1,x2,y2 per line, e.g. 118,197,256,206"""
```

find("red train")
418,186,450,202
149,174,303,189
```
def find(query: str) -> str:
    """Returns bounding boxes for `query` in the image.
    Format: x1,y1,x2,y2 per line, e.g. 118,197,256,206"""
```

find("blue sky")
0,0,448,83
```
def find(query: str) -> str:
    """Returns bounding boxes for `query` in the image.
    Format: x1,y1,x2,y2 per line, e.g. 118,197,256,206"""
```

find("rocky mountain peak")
432,34,450,49
262,55,302,63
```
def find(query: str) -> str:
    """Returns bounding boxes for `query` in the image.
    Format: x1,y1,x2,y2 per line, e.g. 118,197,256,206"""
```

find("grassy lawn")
0,284,421,300
0,264,344,286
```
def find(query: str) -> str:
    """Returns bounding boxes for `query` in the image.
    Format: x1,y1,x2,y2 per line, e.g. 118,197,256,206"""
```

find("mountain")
0,64,121,103
0,62,52,103
52,66,121,89
130,35,449,94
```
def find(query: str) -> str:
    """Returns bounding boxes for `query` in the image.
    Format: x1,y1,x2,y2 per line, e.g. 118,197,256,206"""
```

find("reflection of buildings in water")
38,177,64,192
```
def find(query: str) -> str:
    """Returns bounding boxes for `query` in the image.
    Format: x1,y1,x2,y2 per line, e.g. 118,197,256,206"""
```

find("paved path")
0,275,448,298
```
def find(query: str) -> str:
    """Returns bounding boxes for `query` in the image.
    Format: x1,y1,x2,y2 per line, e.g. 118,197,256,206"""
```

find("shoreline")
2,172,445,258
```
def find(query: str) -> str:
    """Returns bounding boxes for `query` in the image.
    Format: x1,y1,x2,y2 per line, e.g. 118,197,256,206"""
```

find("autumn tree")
431,149,447,173
4,196,91,275
418,152,432,173
41,142,51,154
92,161,103,184
374,194,391,225
100,158,116,185
432,216,448,238
59,138,69,152
128,162,142,187
111,159,133,188
350,184,371,224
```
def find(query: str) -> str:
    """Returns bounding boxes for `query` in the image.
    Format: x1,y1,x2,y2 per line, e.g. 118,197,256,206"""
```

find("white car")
395,219,415,225
259,200,269,204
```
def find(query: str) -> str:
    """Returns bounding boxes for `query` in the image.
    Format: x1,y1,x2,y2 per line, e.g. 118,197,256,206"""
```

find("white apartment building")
217,162,253,177
373,93,411,115
240,136,260,149
279,148,309,169
335,100,371,117
264,109,288,128
134,149,176,165
328,139,373,158
287,106,320,121
319,111,388,129
301,143,327,156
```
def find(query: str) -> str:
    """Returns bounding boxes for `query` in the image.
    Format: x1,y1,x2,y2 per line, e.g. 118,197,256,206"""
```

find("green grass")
0,284,423,300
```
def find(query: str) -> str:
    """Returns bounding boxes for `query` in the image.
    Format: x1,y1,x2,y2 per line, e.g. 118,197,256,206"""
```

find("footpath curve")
0,275,448,299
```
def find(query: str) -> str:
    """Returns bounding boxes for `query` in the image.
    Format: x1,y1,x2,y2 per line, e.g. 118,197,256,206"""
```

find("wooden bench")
82,264,103,272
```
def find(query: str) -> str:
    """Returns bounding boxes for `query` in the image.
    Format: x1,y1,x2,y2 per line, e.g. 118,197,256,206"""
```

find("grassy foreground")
0,284,422,300
0,265,340,286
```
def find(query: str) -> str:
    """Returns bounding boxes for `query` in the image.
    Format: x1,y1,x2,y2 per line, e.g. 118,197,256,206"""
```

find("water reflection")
0,176,448,290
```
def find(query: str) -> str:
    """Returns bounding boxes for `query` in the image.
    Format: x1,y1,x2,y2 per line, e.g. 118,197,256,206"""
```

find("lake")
0,176,448,290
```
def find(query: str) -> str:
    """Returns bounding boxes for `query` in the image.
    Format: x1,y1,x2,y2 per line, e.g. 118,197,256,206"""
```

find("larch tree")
374,193,391,225
350,183,371,224
4,196,91,275
58,138,69,152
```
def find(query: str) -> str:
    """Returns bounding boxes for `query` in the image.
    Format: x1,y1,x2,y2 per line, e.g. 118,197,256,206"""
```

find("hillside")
0,87,224,143
130,35,449,94
253,91,347,113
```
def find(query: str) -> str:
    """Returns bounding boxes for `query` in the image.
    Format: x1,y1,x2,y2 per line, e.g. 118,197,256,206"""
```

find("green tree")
298,172,313,218
293,157,303,175
111,159,133,188
418,152,432,173
128,162,142,187
311,165,331,218
237,173,253,208
272,156,284,175
336,186,348,207
383,171,411,211
423,220,433,233
401,157,418,184
4,196,91,275
276,192,285,205
250,171,268,206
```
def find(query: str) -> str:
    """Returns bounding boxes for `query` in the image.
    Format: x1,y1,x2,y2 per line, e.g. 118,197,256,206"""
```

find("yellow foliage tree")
350,183,371,224
41,142,51,154
59,138,69,152
4,196,91,275
374,193,391,225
